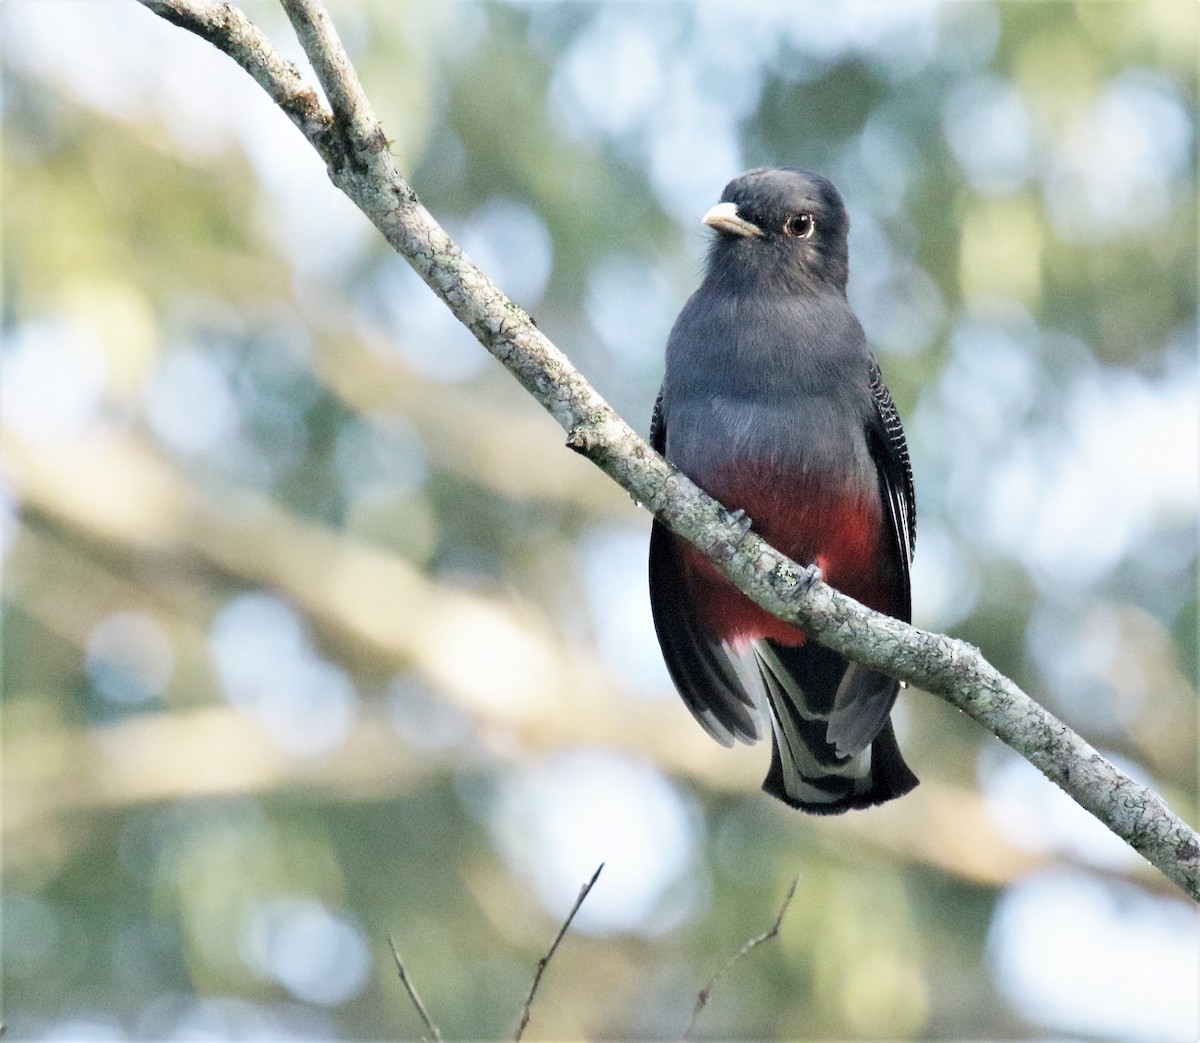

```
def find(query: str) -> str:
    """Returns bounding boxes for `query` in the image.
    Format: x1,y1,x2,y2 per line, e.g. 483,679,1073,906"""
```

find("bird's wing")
866,356,916,565
649,386,666,455
820,358,916,758
648,388,763,745
649,524,764,745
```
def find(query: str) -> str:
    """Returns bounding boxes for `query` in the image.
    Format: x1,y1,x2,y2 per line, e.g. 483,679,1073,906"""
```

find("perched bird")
648,168,918,813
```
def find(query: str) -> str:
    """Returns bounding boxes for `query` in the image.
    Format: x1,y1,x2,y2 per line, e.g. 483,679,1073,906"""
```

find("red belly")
681,474,889,648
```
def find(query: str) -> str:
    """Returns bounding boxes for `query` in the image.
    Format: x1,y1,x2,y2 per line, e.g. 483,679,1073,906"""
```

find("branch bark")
133,0,1200,902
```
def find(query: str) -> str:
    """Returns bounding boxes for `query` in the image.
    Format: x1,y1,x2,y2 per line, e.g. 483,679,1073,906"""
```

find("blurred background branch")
2,0,1196,1038
15,425,1149,893
123,0,1199,901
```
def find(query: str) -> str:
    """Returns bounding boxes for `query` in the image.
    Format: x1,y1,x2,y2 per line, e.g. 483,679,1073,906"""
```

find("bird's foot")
777,561,825,595
724,508,753,538
772,560,823,594
798,562,824,590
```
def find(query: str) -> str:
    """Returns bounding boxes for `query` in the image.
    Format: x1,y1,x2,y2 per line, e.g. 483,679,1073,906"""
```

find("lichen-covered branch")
133,0,1200,902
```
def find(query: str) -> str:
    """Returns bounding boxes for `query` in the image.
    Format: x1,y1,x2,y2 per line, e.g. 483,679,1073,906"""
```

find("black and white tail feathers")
755,640,917,813
648,519,918,814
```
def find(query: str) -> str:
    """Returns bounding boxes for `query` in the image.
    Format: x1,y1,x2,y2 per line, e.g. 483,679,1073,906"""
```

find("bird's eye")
784,212,815,238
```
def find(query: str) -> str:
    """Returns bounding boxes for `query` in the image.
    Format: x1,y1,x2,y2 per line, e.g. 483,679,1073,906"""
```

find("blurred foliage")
1,1,1197,1040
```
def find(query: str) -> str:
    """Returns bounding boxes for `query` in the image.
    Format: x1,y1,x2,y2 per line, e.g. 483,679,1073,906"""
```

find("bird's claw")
725,508,753,538
773,559,822,594
801,563,824,589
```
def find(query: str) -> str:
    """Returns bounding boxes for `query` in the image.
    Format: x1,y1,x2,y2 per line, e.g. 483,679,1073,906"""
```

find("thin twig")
388,934,443,1043
514,863,604,1041
682,877,800,1040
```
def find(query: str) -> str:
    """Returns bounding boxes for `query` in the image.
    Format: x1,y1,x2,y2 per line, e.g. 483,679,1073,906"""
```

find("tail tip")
763,734,919,815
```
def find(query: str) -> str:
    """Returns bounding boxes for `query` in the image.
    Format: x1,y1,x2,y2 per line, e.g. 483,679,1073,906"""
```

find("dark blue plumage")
649,168,918,812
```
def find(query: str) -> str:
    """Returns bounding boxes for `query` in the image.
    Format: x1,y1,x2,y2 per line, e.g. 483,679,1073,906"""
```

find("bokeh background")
2,1,1197,1039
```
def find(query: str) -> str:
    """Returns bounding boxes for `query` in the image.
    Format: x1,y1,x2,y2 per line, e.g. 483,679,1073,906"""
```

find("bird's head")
702,168,850,294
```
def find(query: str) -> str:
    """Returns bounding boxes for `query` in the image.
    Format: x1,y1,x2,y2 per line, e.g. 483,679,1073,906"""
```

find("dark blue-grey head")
702,168,850,293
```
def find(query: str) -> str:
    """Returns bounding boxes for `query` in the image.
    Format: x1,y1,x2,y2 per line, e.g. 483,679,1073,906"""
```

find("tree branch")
133,0,1200,902
139,0,331,143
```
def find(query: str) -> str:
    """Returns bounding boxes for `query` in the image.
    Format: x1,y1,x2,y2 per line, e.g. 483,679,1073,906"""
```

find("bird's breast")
675,458,892,649
695,463,884,588
667,393,875,490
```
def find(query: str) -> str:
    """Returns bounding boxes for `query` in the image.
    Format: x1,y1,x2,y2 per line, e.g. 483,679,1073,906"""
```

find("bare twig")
134,0,1200,902
514,863,604,1041
682,877,799,1039
388,934,443,1043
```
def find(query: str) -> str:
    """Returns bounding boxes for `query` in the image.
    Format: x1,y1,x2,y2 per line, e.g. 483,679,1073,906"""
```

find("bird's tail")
753,640,918,814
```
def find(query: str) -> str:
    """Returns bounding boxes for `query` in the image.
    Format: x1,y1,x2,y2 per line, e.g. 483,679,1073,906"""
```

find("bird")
648,167,918,813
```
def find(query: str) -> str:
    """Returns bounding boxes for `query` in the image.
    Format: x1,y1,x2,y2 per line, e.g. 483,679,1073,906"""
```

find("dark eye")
784,212,815,238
